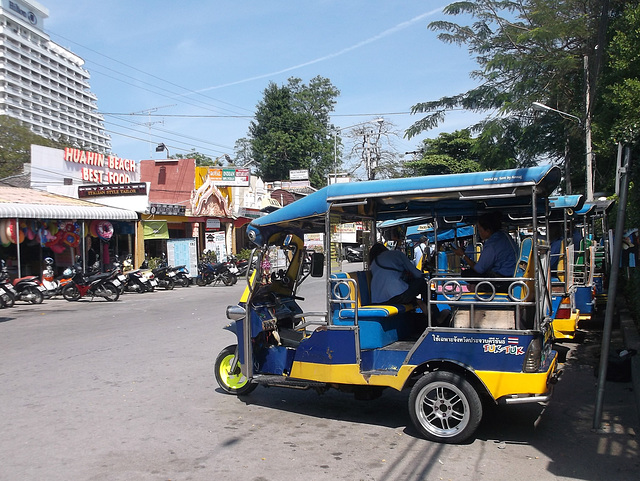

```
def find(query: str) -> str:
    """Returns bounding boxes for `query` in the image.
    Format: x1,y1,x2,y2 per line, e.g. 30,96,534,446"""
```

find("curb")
620,309,640,425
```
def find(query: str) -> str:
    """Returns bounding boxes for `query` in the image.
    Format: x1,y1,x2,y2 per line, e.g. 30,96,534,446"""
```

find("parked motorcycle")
138,256,159,291
10,272,46,304
61,260,120,302
121,255,154,293
0,261,18,307
151,255,176,290
41,257,74,298
223,257,239,285
170,265,191,287
196,259,234,286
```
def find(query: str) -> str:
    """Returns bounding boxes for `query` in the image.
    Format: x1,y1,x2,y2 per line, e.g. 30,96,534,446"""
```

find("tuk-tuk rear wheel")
214,344,257,395
408,370,482,444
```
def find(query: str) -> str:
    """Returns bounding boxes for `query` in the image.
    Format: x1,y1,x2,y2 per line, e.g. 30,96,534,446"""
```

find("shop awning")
0,203,138,220
143,220,169,239
0,186,138,220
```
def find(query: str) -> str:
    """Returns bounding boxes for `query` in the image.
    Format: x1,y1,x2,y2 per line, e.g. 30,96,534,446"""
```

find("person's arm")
453,245,477,269
401,252,424,278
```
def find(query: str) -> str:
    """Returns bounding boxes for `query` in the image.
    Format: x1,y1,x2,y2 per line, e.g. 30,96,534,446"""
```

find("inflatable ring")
90,220,100,237
96,221,114,241
0,220,8,245
6,221,24,243
63,232,80,248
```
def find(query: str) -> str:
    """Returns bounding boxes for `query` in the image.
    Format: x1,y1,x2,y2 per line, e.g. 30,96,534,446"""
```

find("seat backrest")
330,271,372,310
512,237,534,300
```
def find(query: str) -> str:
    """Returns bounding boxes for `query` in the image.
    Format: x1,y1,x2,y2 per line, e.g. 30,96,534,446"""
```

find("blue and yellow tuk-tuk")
214,165,562,443
547,195,585,339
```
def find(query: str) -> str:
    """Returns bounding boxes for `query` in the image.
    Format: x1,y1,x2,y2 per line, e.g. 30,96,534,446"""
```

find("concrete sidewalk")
620,308,640,426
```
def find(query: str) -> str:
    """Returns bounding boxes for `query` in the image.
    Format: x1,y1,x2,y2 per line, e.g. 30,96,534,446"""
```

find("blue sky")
44,1,482,165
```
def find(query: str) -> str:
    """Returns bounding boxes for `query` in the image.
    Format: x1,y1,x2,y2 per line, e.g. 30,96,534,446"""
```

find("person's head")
477,212,502,240
419,236,428,245
369,242,388,264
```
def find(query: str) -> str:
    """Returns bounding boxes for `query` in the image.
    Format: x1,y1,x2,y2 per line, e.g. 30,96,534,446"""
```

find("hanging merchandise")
38,225,49,247
0,219,10,246
90,220,99,237
96,221,114,241
25,221,36,241
6,220,24,244
63,232,80,248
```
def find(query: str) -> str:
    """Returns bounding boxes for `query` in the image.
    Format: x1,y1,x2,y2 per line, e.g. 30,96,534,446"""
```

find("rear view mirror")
310,252,324,277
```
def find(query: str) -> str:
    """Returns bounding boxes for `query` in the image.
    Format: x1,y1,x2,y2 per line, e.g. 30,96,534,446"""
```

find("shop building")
139,159,263,262
10,143,147,271
0,185,137,279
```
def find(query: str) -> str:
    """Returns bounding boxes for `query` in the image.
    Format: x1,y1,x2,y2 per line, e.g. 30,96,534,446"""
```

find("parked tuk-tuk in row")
215,165,564,443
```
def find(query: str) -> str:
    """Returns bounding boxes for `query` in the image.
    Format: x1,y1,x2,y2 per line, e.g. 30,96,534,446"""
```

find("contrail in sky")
194,7,445,93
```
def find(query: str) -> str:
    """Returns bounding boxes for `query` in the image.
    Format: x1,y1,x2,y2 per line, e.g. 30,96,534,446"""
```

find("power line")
48,31,254,115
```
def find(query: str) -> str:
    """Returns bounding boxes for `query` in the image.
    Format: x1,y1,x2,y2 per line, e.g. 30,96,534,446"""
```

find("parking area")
0,282,638,480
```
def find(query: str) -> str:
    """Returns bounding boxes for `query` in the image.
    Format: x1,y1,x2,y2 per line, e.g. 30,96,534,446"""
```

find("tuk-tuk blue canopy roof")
251,165,561,232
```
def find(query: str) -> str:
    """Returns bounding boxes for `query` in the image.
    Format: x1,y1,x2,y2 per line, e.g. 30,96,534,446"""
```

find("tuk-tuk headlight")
226,304,246,321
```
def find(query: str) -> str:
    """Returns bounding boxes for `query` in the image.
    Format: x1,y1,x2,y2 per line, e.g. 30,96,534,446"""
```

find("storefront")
0,186,138,279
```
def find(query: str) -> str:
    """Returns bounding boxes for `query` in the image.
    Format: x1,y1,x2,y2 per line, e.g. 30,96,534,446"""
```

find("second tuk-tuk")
214,165,562,444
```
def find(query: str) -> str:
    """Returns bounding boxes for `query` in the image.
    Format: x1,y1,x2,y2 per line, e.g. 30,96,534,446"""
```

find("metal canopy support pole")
15,218,21,278
593,143,631,429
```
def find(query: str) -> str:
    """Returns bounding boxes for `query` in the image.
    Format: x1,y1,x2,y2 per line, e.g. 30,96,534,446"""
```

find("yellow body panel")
289,362,414,391
552,311,580,340
475,359,557,399
289,357,557,401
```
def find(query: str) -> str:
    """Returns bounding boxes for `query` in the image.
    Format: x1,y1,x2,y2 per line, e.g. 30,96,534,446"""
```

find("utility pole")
130,104,176,158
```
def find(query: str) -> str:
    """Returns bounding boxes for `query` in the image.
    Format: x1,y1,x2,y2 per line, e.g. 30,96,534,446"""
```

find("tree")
344,119,406,180
403,130,482,176
406,0,624,193
249,76,339,187
0,115,65,179
233,138,254,168
172,150,227,166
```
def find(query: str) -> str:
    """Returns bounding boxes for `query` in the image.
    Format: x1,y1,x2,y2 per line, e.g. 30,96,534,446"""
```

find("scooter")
61,260,120,302
11,273,46,304
151,254,176,290
121,255,154,293
170,265,191,287
0,261,17,307
41,257,74,298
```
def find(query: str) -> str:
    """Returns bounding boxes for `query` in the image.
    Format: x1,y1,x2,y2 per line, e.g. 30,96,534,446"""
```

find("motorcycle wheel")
62,285,81,301
229,273,238,285
1,291,15,308
214,345,257,395
102,282,120,302
180,277,190,287
222,273,234,286
164,278,175,290
27,286,44,304
196,276,206,286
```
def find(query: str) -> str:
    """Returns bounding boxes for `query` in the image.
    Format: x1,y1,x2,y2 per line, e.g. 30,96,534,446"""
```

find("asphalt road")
0,273,638,481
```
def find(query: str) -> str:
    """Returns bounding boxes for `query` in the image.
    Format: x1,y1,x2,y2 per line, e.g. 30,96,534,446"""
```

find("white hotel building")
0,0,110,153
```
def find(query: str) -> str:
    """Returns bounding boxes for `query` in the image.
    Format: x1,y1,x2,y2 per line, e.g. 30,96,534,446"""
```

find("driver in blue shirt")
453,212,518,288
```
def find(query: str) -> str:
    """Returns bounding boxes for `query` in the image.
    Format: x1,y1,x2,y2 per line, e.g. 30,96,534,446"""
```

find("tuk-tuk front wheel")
408,370,482,444
214,345,257,395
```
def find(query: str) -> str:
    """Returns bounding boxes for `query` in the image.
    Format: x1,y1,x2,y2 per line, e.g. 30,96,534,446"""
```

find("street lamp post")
156,143,170,158
332,118,383,184
532,101,593,200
